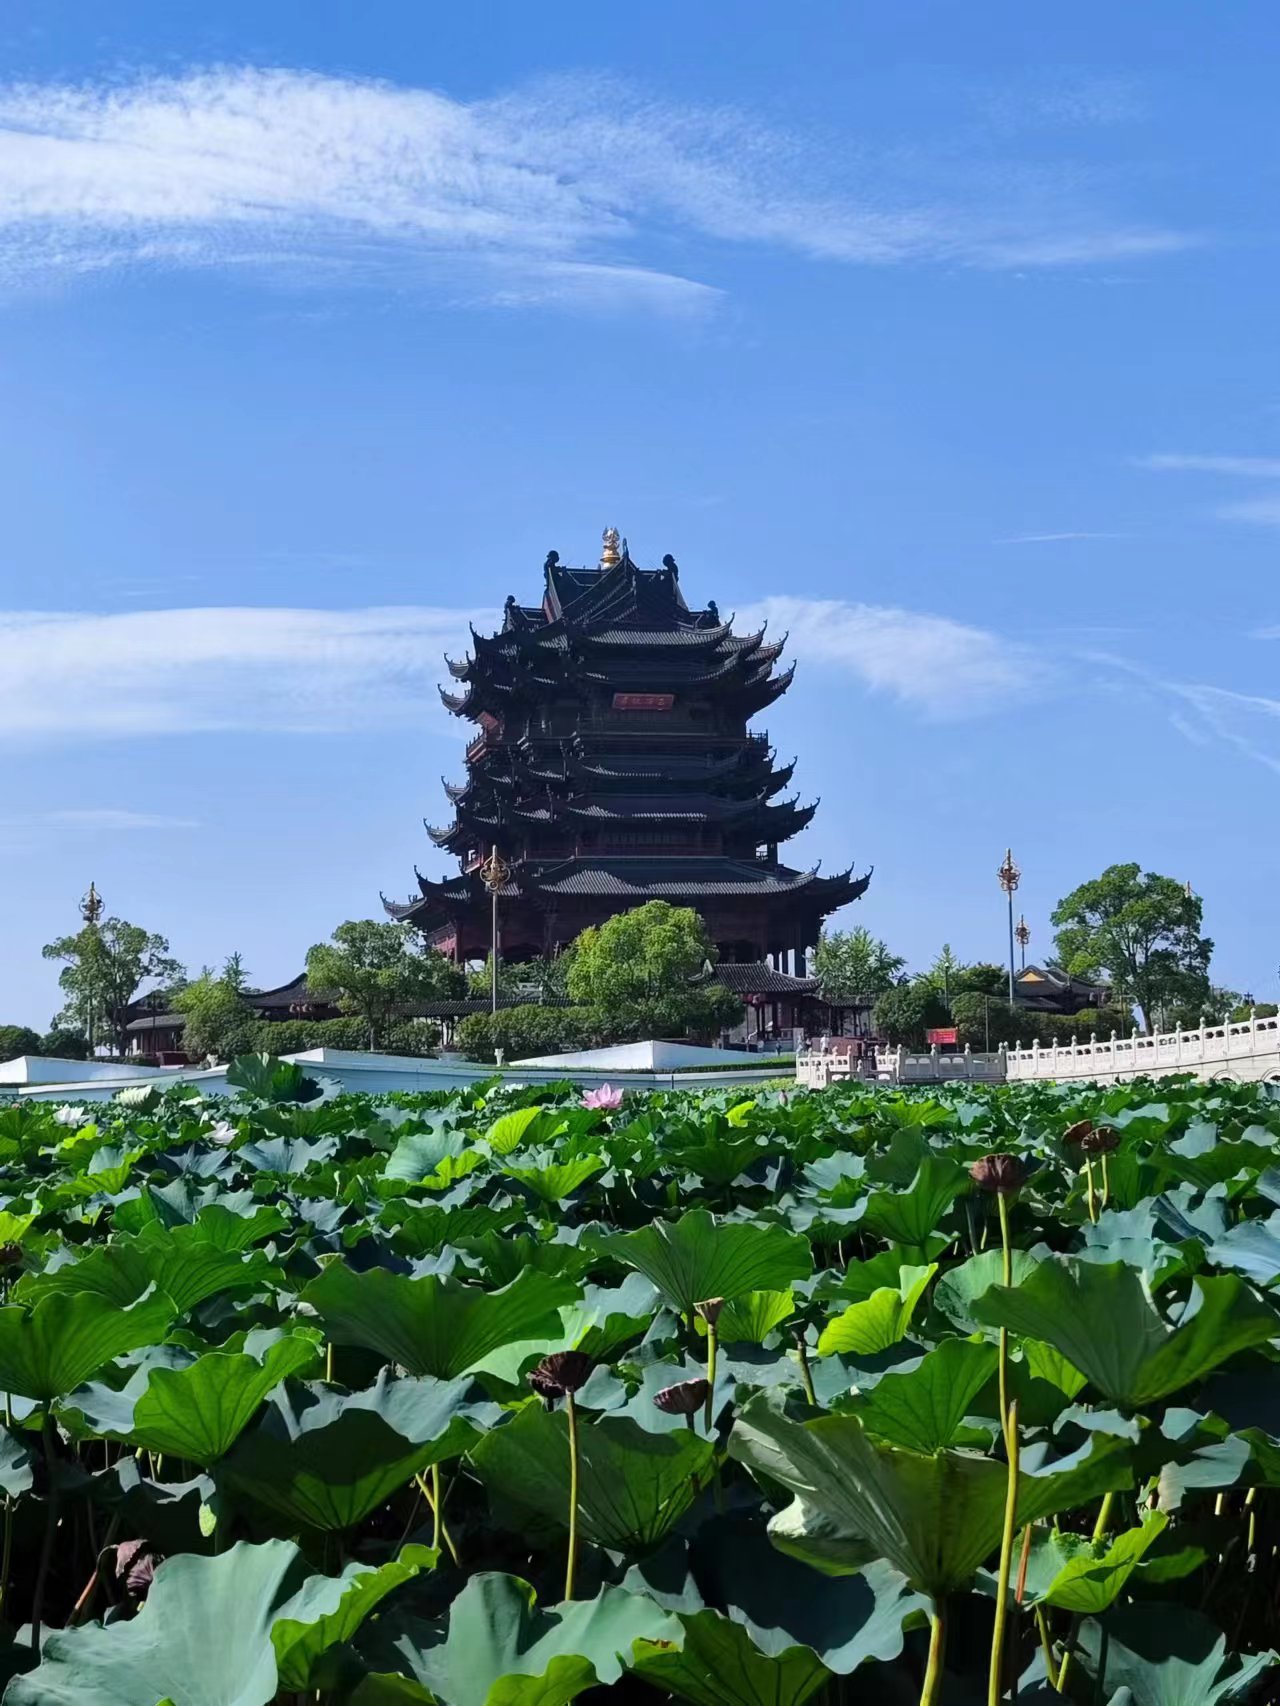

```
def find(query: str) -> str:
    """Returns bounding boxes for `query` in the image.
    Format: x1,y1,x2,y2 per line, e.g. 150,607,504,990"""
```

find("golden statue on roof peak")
599,526,621,568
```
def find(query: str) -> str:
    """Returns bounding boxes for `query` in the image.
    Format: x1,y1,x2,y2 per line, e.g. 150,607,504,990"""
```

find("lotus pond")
0,1061,1277,1705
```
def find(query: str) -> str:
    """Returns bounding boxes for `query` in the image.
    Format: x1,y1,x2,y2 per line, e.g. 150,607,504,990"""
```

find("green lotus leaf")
470,1402,715,1551
709,1289,797,1345
382,1125,467,1183
503,1155,605,1205
93,1329,323,1464
1209,1212,1280,1287
1015,1510,1167,1614
0,1287,175,1403
353,1572,678,1706
597,1209,812,1320
931,1246,1042,1336
7,1538,410,1706
485,1105,550,1155
272,1547,434,1691
630,1610,830,1706
19,1221,282,1317
816,1264,935,1356
859,1154,969,1245
0,1426,34,1497
223,1372,493,1532
300,1263,580,1378
972,1261,1280,1406
848,1338,999,1452
728,1392,1132,1599
1077,1604,1276,1706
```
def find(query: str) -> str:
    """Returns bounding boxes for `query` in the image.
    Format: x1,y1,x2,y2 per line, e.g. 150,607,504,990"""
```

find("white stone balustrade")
798,1010,1280,1089
1006,1011,1280,1084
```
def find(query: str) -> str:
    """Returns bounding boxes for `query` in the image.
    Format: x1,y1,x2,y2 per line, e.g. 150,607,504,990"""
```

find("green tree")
812,927,905,1002
305,921,466,1050
42,916,184,1055
1051,863,1213,1034
174,959,256,1062
465,952,573,1006
566,903,744,1042
872,983,949,1048
950,992,1021,1050
0,1025,42,1061
39,1027,89,1061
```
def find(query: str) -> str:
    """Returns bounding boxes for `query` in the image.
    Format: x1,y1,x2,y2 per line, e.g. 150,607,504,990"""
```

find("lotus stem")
325,1341,334,1384
1084,1157,1097,1224
1100,1152,1111,1209
1033,1604,1057,1690
1056,1615,1080,1691
996,1192,1014,1453
1092,1491,1114,1542
988,1399,1020,1706
0,1497,11,1621
1015,1521,1033,1603
414,1469,459,1567
703,1323,718,1434
1245,1486,1257,1555
564,1391,581,1601
795,1332,818,1407
31,1412,59,1655
919,1600,947,1706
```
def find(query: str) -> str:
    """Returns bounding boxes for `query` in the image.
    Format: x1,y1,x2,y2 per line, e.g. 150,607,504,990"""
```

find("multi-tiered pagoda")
385,530,869,969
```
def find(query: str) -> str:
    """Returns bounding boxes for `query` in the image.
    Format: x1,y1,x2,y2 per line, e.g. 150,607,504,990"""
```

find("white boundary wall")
1006,1012,1280,1084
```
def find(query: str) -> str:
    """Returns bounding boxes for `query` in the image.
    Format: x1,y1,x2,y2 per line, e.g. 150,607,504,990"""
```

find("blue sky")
2,0,1279,1025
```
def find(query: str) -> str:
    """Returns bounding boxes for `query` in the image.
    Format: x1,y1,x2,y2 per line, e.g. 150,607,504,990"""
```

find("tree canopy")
41,917,184,1054
0,1025,42,1061
1051,863,1212,1034
174,959,256,1061
305,921,466,1049
872,983,949,1049
566,902,742,1041
812,927,905,1002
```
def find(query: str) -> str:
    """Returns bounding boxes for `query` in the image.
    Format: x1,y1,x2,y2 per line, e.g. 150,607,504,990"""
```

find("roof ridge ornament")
599,526,622,568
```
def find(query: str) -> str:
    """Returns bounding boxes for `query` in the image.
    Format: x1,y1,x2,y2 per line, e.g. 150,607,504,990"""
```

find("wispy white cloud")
0,605,481,741
740,596,1032,719
996,531,1125,544
1138,453,1280,478
41,809,199,830
0,595,1030,740
1216,498,1280,528
1091,652,1280,777
0,66,1195,307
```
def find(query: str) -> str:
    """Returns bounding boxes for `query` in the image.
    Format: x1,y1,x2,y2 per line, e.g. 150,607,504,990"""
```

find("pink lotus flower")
581,1082,624,1110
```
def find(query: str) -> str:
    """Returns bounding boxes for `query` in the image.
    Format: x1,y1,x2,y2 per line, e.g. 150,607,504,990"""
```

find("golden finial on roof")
599,526,621,568
80,881,103,925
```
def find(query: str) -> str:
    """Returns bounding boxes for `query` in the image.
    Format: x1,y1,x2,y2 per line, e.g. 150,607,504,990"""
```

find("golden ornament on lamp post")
1015,915,1030,972
478,846,511,1015
997,849,1021,1004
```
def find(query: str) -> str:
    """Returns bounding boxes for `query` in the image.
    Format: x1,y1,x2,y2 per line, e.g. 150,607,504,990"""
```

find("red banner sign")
926,1027,958,1046
612,692,674,711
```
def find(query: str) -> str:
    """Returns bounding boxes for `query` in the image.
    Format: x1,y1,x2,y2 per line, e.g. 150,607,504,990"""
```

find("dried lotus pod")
1080,1125,1119,1154
693,1297,725,1326
527,1350,593,1407
969,1154,1027,1196
1061,1119,1093,1148
653,1377,709,1416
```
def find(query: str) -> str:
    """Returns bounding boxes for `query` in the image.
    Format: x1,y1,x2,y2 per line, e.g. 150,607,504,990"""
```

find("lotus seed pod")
969,1154,1027,1196
693,1297,725,1325
653,1377,710,1416
527,1349,593,1406
1061,1119,1093,1148
1081,1125,1119,1154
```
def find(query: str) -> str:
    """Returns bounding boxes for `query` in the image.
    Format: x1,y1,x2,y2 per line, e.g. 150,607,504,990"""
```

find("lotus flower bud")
653,1378,710,1416
1061,1119,1093,1148
969,1154,1027,1196
0,1243,21,1266
1081,1125,1119,1155
693,1297,725,1326
527,1350,593,1407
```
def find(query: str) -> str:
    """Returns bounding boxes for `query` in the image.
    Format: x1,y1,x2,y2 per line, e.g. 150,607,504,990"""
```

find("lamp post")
1015,915,1030,972
478,846,511,1015
998,849,1021,1005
